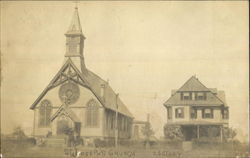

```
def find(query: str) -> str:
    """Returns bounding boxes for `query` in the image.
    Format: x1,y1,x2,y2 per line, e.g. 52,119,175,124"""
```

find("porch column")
197,125,200,139
220,125,223,142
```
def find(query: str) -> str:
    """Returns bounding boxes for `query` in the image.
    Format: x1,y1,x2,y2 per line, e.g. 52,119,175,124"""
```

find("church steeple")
66,6,83,35
65,7,86,73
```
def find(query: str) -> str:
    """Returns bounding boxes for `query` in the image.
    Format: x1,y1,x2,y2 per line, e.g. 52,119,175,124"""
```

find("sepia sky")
1,1,249,141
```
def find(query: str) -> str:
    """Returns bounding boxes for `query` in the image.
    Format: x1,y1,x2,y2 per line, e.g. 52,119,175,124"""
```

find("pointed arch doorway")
56,116,71,135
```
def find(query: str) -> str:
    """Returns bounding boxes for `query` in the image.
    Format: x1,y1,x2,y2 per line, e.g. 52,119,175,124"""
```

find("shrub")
223,127,237,141
12,126,26,140
164,124,184,141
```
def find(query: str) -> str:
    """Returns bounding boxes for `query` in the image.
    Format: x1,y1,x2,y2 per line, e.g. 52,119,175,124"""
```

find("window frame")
175,107,184,118
195,92,207,100
202,108,214,119
183,92,191,100
38,99,52,128
86,99,99,127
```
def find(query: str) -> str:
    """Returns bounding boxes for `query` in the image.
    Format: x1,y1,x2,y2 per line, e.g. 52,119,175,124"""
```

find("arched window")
39,99,52,127
86,99,99,127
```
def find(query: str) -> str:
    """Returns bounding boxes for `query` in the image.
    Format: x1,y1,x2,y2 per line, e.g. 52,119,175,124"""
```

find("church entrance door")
57,117,70,135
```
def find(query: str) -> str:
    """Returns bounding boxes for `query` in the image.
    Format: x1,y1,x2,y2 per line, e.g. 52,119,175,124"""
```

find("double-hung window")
175,108,184,118
202,108,213,118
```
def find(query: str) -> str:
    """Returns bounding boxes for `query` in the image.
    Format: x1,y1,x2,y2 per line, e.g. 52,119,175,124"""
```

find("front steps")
44,136,66,147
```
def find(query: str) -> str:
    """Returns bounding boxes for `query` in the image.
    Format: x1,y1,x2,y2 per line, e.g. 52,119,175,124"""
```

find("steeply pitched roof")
30,59,133,118
65,7,82,35
82,69,133,118
177,76,210,92
217,91,227,106
164,76,226,106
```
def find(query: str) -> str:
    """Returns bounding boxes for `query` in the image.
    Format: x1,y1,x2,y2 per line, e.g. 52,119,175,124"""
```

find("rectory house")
29,7,133,142
164,76,229,141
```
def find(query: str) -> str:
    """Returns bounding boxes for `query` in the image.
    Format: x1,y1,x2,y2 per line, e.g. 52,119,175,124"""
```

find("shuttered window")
183,92,191,100
202,108,213,118
195,92,207,100
175,108,184,118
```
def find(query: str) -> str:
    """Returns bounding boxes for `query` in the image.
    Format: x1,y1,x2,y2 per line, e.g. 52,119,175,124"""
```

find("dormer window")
181,92,191,100
195,92,207,100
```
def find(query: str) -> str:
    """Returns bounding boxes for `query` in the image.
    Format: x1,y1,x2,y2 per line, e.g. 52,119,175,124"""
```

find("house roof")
164,76,226,107
177,76,210,92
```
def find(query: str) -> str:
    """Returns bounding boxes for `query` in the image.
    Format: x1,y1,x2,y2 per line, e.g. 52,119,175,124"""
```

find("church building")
30,7,133,141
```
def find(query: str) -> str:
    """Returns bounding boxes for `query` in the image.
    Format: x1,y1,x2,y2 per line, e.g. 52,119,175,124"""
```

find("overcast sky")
1,1,249,141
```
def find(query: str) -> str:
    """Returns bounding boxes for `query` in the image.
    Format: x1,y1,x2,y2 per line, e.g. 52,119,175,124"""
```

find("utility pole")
115,93,119,148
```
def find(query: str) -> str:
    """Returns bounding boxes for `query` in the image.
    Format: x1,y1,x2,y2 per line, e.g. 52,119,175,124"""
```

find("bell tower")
65,7,86,73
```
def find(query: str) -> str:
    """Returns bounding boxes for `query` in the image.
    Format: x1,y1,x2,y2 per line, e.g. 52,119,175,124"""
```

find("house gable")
164,76,225,107
177,76,210,92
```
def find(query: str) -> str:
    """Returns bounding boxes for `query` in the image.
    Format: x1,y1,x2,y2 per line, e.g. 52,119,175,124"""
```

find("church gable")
51,59,88,89
30,59,89,109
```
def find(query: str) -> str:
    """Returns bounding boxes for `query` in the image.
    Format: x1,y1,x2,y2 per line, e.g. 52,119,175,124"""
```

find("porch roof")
166,121,228,126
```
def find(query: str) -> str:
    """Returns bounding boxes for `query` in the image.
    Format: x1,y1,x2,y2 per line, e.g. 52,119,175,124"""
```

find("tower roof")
66,7,83,35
